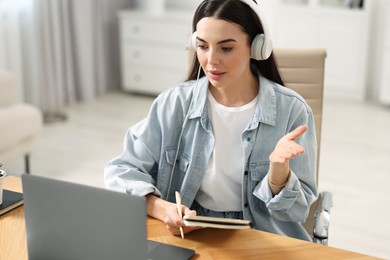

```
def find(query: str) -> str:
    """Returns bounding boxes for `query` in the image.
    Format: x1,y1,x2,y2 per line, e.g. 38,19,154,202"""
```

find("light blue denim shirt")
104,76,318,241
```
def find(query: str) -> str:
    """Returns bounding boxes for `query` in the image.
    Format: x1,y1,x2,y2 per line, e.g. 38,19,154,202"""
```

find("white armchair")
0,69,43,173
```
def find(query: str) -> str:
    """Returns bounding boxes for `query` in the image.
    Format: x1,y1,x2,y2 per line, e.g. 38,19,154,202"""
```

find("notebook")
21,174,195,260
183,215,251,229
0,189,23,216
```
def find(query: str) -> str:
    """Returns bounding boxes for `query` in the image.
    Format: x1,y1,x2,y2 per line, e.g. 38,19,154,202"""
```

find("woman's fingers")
164,205,201,236
284,125,308,142
270,125,308,164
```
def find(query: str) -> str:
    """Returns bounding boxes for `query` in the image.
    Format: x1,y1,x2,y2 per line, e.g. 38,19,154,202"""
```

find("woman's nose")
207,49,219,65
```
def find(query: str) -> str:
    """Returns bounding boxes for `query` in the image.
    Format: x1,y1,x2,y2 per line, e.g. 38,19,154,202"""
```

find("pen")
175,191,184,239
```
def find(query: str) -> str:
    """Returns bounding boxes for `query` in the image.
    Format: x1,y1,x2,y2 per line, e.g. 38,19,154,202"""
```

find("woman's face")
195,17,252,90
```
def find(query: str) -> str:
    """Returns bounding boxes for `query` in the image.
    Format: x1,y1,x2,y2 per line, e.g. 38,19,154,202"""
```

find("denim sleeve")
103,124,163,197
253,169,316,222
253,110,318,222
104,85,192,199
104,98,164,197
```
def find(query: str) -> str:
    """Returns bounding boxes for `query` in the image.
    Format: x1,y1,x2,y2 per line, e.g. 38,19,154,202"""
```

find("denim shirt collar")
188,76,208,119
188,76,277,128
255,76,277,127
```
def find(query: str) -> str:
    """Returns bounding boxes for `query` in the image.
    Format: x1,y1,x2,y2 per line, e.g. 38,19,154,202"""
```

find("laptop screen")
22,174,194,260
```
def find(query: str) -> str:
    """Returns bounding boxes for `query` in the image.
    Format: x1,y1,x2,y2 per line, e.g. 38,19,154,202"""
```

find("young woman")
104,0,317,241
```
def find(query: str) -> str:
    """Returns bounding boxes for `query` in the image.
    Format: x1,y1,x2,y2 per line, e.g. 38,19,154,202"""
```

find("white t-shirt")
195,90,258,211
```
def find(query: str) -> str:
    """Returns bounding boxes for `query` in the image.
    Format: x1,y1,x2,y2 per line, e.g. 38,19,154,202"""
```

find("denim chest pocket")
161,147,191,199
165,147,191,172
249,162,269,182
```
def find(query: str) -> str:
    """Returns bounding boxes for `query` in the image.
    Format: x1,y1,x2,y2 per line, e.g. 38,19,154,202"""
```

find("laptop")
22,174,195,260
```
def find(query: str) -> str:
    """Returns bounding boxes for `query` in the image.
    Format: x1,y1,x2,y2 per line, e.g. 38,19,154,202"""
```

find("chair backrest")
274,48,326,184
274,48,326,238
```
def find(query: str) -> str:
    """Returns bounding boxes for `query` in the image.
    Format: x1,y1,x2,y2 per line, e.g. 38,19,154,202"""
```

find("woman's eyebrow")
196,37,237,44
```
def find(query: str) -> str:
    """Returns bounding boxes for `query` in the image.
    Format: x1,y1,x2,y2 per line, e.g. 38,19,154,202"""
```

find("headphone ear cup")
191,32,197,52
250,34,265,60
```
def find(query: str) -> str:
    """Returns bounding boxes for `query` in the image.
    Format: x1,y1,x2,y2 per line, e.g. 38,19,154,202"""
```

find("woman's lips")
208,70,225,80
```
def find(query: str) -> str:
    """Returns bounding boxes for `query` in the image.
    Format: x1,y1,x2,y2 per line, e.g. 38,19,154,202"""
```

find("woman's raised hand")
268,125,308,195
269,125,308,165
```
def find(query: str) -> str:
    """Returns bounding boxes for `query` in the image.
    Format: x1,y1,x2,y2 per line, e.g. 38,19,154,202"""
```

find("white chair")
0,69,43,173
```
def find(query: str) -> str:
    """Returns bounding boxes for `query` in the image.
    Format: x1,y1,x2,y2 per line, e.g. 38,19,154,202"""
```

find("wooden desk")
0,176,27,260
1,176,379,260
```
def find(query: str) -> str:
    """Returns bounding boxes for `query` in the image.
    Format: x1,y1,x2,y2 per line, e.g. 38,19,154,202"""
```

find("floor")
3,90,390,259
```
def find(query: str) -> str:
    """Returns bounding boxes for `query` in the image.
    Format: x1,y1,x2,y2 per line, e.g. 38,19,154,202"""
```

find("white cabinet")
268,4,370,101
119,10,192,94
366,0,390,104
378,2,390,105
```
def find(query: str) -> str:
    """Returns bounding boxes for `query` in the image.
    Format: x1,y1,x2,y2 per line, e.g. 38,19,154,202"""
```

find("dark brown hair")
186,0,284,86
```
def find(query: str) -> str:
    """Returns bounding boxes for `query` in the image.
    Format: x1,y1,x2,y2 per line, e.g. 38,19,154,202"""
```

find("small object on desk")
0,189,24,216
183,215,251,229
0,169,6,205
175,191,185,239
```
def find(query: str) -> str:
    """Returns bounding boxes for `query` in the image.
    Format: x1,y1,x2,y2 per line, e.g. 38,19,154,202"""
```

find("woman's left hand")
268,125,308,194
269,125,308,165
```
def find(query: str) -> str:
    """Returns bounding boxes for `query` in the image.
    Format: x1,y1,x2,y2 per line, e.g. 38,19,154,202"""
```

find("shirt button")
246,137,251,142
244,171,248,176
244,203,249,208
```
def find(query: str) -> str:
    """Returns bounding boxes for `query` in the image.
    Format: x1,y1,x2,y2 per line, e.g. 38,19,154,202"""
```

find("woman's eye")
222,47,233,53
197,44,207,50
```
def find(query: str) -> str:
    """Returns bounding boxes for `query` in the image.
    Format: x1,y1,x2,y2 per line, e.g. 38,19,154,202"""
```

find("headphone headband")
191,0,273,60
239,0,273,60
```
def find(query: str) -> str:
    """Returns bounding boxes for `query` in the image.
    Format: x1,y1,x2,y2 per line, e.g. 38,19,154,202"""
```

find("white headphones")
191,0,273,60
